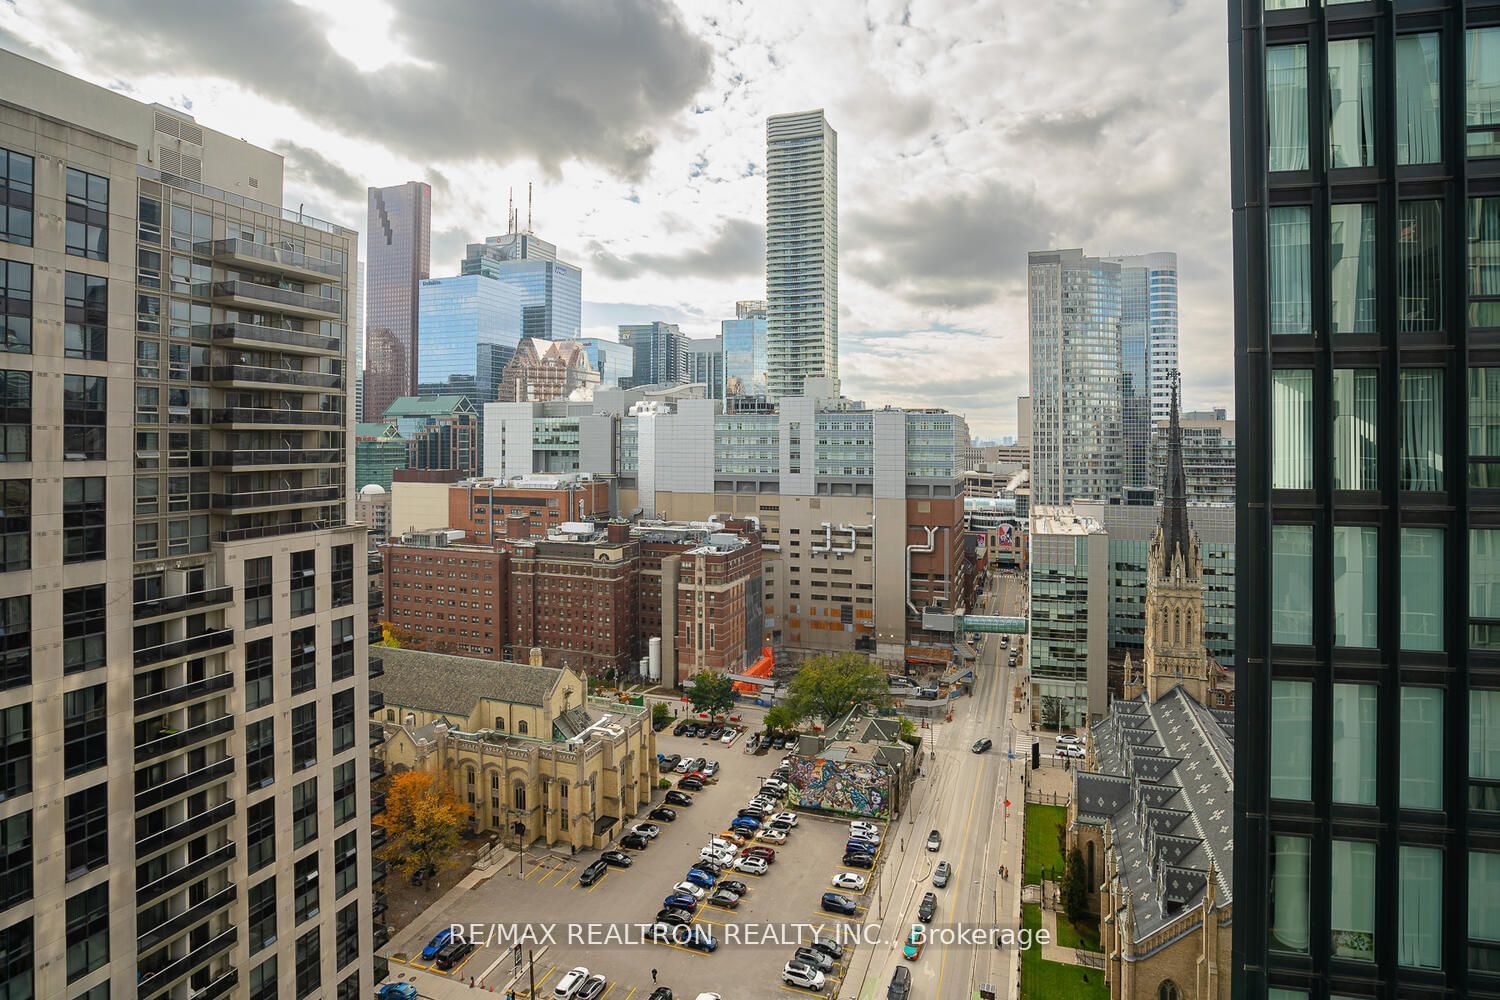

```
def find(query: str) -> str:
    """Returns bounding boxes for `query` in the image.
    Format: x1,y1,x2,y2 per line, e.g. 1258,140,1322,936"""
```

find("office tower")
1150,407,1236,504
1107,252,1179,489
575,336,635,388
0,51,377,999
415,273,524,403
460,225,582,342
1231,5,1494,997
354,260,365,426
765,110,838,399
685,336,725,399
1028,249,1124,505
364,180,431,421
1027,507,1110,726
619,321,688,386
723,301,768,398
1016,395,1032,449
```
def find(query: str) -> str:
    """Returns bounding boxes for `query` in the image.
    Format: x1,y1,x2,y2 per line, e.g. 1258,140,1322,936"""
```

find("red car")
743,845,776,864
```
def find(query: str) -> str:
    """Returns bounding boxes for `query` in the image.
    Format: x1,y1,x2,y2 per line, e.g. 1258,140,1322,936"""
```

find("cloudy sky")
0,0,1231,439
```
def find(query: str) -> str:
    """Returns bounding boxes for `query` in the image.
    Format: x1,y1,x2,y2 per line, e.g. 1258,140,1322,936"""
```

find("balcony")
198,364,343,391
369,655,385,679
134,671,236,715
210,485,342,511
372,858,387,884
370,689,385,713
137,926,237,1000
135,714,235,763
210,407,344,428
134,586,235,621
371,892,388,920
370,825,389,852
136,800,237,859
201,321,341,356
210,447,344,470
196,237,345,280
216,518,347,544
374,923,392,950
137,884,237,954
370,790,387,817
134,628,235,669
370,758,387,781
189,969,239,1000
136,757,236,812
137,842,236,905
195,279,341,320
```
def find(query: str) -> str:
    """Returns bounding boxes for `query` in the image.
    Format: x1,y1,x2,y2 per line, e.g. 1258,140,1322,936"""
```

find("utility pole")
528,948,536,999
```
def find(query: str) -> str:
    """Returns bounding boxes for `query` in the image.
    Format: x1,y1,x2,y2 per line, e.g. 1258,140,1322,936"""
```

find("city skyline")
0,0,1234,438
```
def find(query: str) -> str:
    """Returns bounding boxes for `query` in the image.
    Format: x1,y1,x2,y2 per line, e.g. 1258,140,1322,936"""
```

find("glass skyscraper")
686,336,724,399
576,337,635,388
364,180,430,421
1232,3,1498,997
723,300,768,398
620,321,688,386
1106,252,1178,489
416,274,524,404
460,231,582,341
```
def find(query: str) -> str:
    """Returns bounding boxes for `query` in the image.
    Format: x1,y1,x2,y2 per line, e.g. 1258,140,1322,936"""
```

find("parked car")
684,868,717,889
717,878,748,896
810,935,844,961
743,845,776,863
772,811,799,827
377,985,419,1000
846,837,879,855
578,859,608,886
649,806,678,822
708,888,741,908
769,819,795,834
1056,734,1083,746
782,962,826,992
822,892,858,915
746,734,761,751
926,829,941,851
674,757,695,773
671,881,706,900
619,833,650,850
420,928,453,961
707,725,724,739
702,761,720,777
756,828,787,844
662,893,698,913
659,753,682,772
655,907,693,926
632,823,661,839
434,939,475,971
673,722,692,736
737,807,768,820
664,791,694,807
1057,744,1086,759
933,860,952,887
600,850,632,868
720,730,737,744
850,821,881,839
705,837,739,854
831,871,868,892
842,851,875,870
730,816,761,833
576,976,607,1000
733,855,768,875
793,946,835,973
695,859,725,876
918,891,937,923
678,777,705,791
888,966,912,1000
553,967,589,999
648,990,674,1000
680,925,719,953
972,737,993,754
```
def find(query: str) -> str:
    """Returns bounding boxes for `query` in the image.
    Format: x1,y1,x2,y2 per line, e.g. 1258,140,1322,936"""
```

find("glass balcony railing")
133,672,236,715
135,715,235,763
369,655,385,679
136,842,236,906
370,689,385,713
135,800,236,859
134,628,235,668
370,758,387,781
216,518,347,543
210,485,342,510
199,321,341,354
196,237,345,278
199,365,343,390
187,968,239,1000
137,884,237,954
210,448,344,468
370,826,389,851
195,280,341,317
211,407,343,427
136,926,237,1000
133,586,235,620
372,858,388,884
135,757,236,812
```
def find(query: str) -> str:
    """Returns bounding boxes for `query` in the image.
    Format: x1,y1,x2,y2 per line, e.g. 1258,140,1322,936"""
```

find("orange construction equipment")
732,647,775,695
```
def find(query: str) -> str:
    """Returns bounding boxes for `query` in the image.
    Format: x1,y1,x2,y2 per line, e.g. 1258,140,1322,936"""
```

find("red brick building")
508,521,639,674
446,475,611,546
381,529,508,657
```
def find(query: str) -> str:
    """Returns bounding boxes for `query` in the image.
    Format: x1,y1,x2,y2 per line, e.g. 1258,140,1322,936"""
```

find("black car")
718,879,748,896
620,833,649,850
737,807,767,820
665,790,694,806
576,976,608,1000
972,738,993,754
810,936,844,961
648,990,674,1000
842,852,875,870
434,939,474,970
822,892,858,915
578,859,608,886
655,908,692,926
696,859,724,876
648,806,677,822
673,722,691,736
678,776,704,791
708,889,741,909
691,724,707,738
659,753,682,772
888,965,912,1000
600,850,632,868
918,891,937,923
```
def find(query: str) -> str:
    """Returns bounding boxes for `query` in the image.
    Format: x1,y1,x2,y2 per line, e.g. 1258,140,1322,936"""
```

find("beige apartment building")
0,51,377,1000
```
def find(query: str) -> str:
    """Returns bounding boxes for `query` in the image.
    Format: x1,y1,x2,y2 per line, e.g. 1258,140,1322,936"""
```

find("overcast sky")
0,0,1231,439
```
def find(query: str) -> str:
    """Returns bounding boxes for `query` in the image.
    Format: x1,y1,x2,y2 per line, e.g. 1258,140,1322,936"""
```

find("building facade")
363,180,430,422
1150,408,1236,505
356,483,391,545
1028,507,1110,727
686,335,725,399
381,394,480,481
619,321,688,387
415,274,524,404
460,230,581,342
1231,4,1498,997
766,110,838,399
355,420,407,492
576,337,635,389
0,52,378,1000
1109,251,1180,489
507,523,640,674
443,474,611,544
723,303,769,398
496,337,600,403
381,530,507,658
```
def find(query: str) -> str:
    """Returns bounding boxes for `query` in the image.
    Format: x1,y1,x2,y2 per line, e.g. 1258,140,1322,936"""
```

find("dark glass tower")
363,180,431,421
1232,2,1500,998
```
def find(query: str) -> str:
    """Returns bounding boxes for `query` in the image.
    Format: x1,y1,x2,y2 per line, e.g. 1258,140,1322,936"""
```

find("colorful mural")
787,755,893,818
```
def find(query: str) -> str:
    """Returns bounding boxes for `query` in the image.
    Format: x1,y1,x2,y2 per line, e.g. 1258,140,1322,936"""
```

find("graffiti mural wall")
787,755,894,819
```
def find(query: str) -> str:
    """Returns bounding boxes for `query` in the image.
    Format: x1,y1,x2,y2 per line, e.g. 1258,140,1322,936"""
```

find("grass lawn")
1024,804,1067,885
1052,913,1102,952
1020,904,1108,1000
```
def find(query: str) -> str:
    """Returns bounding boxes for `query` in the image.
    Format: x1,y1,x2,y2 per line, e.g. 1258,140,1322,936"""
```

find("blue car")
681,925,718,953
377,985,419,1000
730,816,761,832
420,928,453,961
846,838,878,855
663,892,698,912
684,867,717,888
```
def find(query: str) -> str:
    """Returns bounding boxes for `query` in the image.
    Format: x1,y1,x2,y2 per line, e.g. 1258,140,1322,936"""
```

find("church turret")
1160,370,1193,577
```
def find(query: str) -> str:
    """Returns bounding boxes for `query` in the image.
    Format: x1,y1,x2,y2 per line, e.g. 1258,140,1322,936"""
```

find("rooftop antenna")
527,182,533,234
507,187,513,234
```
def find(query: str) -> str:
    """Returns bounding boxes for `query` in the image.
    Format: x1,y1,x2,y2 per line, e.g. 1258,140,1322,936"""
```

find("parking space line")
515,964,558,997
546,863,578,887
450,948,480,976
646,938,713,958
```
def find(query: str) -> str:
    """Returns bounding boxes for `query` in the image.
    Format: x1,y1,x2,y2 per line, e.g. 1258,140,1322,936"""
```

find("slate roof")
373,647,565,716
1073,685,1234,940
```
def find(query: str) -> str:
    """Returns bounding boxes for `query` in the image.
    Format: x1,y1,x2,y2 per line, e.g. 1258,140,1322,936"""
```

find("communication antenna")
507,187,513,234
527,182,533,233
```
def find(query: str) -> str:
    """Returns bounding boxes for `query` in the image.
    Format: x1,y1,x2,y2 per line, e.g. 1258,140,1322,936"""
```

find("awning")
594,815,618,835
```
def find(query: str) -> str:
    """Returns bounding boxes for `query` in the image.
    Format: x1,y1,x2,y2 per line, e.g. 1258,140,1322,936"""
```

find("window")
293,777,318,849
64,167,108,260
1474,689,1500,812
332,543,354,607
333,760,355,826
294,853,320,924
1399,369,1444,491
1399,845,1443,968
249,877,277,954
65,882,109,981
62,375,106,461
0,371,31,462
62,685,106,777
1333,525,1378,648
0,148,34,247
63,783,108,880
335,902,359,969
1399,201,1442,331
338,972,361,1000
1401,687,1444,810
334,830,358,897
63,272,107,359
62,477,106,563
1270,680,1312,800
246,718,274,788
0,595,28,690
0,918,32,1000
245,636,273,711
62,585,106,674
1328,38,1374,168
0,260,30,354
291,549,316,616
296,927,321,1000
1267,44,1309,171
1330,204,1376,334
0,704,29,801
1332,369,1378,490
1272,370,1313,489
1471,196,1500,326
1468,26,1500,157
1332,683,1377,805
291,625,317,695
1268,206,1311,336
250,956,278,1000
1400,527,1444,650
292,703,317,771
1331,840,1376,960
1471,850,1500,972
1470,369,1500,486
0,811,31,909
332,617,354,681
247,799,276,875
333,690,355,756
0,480,26,573
1398,33,1442,165
1269,835,1310,954
245,555,273,627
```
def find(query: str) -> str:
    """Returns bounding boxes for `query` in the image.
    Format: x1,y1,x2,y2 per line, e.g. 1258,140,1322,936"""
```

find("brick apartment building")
446,474,611,544
508,521,639,674
382,529,508,657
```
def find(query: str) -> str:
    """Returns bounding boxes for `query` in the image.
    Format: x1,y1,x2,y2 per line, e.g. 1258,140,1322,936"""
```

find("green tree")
651,701,672,727
1061,845,1089,925
785,652,890,726
1040,695,1063,730
686,670,735,717
763,704,803,735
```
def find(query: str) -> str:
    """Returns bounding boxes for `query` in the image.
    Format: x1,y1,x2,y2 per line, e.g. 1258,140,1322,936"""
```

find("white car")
772,811,799,827
630,823,660,840
706,837,738,854
733,855,769,875
671,881,706,900
700,848,735,866
1057,744,1085,759
1056,734,1084,746
756,828,787,844
750,798,779,813
694,995,723,1000
850,821,881,839
720,730,737,744
831,871,868,891
553,967,589,999
674,757,695,773
702,761,720,777
782,962,826,992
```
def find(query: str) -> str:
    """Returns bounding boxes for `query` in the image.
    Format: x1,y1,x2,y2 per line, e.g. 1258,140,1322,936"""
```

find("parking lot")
382,726,895,999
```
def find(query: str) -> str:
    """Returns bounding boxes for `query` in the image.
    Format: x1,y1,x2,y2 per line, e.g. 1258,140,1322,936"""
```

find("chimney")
529,647,543,667
607,520,630,544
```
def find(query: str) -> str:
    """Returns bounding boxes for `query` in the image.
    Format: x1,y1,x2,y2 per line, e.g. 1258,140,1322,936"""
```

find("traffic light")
1031,741,1040,770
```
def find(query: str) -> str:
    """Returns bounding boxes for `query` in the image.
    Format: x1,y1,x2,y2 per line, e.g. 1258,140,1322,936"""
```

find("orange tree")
376,770,468,878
